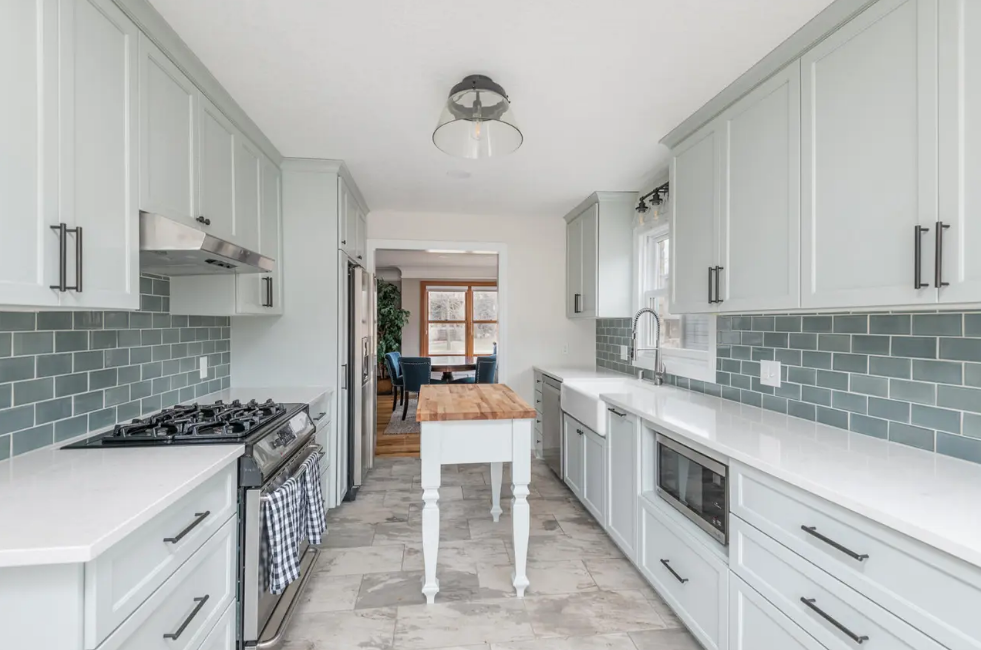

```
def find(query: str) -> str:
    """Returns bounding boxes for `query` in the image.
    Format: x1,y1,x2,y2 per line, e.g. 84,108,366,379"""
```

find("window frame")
420,281,498,357
633,222,717,383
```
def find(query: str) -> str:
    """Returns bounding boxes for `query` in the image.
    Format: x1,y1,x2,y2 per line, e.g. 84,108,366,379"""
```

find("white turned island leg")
510,420,532,598
420,429,441,604
490,462,503,522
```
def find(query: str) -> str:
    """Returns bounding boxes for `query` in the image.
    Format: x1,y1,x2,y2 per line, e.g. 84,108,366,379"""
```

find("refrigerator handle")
341,364,348,390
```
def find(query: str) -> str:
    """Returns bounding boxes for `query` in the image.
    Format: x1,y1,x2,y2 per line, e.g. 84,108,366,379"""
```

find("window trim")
420,281,498,357
632,222,717,383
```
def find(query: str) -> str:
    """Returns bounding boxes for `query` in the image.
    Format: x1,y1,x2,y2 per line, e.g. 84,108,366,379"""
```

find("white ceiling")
151,0,834,218
375,250,498,269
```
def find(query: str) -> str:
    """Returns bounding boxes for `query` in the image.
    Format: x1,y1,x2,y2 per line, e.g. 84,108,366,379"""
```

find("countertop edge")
600,392,981,571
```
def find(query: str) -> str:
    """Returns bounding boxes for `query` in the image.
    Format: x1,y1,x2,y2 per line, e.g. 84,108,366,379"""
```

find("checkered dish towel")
262,477,302,594
301,451,327,545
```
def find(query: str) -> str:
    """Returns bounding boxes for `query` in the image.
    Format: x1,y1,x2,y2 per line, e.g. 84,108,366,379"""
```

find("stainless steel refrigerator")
340,261,375,501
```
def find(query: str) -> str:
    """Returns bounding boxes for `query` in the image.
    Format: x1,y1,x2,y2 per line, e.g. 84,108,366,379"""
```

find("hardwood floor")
375,378,420,458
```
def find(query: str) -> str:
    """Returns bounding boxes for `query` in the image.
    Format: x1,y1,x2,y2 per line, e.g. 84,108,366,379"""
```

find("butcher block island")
416,384,535,603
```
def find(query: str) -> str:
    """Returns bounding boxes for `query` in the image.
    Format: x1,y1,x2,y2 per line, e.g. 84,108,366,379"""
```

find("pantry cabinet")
338,175,368,264
800,0,938,309
565,192,633,319
0,0,140,311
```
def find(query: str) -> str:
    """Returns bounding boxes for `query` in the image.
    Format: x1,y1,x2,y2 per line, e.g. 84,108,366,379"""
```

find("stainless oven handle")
256,546,320,649
260,445,323,501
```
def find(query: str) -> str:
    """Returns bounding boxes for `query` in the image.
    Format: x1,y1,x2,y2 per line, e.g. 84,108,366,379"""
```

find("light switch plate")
620,345,629,361
760,360,781,387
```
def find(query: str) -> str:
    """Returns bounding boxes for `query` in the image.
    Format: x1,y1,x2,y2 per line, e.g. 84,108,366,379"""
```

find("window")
635,225,715,382
421,282,498,357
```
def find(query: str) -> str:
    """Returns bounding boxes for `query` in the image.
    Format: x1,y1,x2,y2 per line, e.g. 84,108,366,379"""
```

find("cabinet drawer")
100,516,237,650
84,463,237,648
639,499,728,650
534,389,543,414
731,516,944,650
309,392,331,425
197,601,235,650
729,574,826,650
731,463,981,650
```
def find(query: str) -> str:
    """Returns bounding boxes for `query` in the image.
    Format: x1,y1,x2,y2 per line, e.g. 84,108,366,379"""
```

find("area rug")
384,397,420,435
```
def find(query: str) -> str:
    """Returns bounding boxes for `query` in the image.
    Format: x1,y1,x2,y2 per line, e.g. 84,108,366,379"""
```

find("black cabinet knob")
196,216,211,226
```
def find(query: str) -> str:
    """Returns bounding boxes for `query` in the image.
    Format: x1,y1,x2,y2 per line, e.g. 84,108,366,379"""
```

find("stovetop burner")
103,399,288,445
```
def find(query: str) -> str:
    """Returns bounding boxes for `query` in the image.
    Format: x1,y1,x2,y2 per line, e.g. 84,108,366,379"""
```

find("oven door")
656,435,728,545
243,443,325,649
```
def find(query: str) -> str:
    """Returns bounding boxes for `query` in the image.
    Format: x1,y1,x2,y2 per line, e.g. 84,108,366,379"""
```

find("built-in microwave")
656,434,728,546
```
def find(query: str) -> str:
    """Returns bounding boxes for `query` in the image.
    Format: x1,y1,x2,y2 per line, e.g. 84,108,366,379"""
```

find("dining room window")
421,282,498,357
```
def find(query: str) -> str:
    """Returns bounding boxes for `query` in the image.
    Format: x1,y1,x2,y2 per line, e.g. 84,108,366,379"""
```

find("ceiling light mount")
433,74,523,159
636,182,670,213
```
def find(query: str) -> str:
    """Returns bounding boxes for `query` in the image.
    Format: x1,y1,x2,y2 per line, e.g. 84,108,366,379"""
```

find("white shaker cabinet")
670,121,722,315
138,33,197,226
717,62,801,313
582,427,606,524
606,408,639,561
233,135,262,253
800,0,938,309
198,95,237,244
338,175,368,263
565,193,633,319
729,575,825,650
235,155,283,315
563,413,585,499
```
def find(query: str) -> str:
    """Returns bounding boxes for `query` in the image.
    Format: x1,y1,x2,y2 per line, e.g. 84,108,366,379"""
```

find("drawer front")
639,499,728,650
84,463,237,648
535,389,543,414
102,516,237,650
730,574,826,650
731,515,945,650
732,463,981,650
309,391,331,424
534,371,543,392
197,602,235,650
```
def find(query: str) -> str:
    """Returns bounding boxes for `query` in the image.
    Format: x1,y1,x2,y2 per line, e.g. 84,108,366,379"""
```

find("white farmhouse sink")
561,378,641,436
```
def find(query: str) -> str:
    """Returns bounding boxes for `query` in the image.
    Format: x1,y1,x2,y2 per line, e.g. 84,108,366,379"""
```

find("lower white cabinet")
196,602,235,650
639,498,728,650
581,427,606,524
729,574,825,650
606,409,638,561
563,413,584,498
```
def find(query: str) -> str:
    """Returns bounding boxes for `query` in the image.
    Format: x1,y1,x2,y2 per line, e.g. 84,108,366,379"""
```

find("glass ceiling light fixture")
635,182,670,213
433,75,523,159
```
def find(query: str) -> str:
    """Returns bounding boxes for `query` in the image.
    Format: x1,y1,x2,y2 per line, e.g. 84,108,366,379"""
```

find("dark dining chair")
399,357,443,420
451,356,497,384
384,352,403,412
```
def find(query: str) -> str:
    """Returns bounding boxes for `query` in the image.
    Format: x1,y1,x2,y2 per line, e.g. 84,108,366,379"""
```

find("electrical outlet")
760,360,781,388
199,356,208,379
620,345,629,361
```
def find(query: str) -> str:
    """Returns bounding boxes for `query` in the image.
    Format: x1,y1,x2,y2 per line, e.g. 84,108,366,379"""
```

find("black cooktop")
63,399,296,448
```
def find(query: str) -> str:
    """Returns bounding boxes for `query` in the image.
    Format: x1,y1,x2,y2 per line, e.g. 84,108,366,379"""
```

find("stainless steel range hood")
139,211,274,276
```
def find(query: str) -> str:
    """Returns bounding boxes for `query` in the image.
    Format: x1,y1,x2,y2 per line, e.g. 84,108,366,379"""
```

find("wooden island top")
416,384,536,422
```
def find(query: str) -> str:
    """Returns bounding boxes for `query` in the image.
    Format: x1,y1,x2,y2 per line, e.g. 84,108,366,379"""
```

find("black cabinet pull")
314,412,326,421
800,597,868,644
801,526,868,562
72,226,83,292
163,511,211,544
573,293,582,314
714,266,724,304
50,224,67,292
608,407,626,418
660,559,688,584
268,276,274,307
163,595,209,640
914,225,930,289
707,266,714,303
262,277,274,308
196,215,211,226
935,221,950,288
341,239,347,245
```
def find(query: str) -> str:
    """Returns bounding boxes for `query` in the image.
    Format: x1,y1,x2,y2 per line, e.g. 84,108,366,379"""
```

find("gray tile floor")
284,456,702,649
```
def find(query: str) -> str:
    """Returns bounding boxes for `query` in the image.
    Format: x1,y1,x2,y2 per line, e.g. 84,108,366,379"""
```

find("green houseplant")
376,279,410,378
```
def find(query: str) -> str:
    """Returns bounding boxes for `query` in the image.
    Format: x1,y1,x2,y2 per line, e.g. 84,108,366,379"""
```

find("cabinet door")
801,0,938,309
236,156,281,315
233,134,261,253
63,0,140,310
138,33,196,224
566,216,583,317
337,177,351,253
671,122,721,314
718,63,801,313
729,575,825,650
198,95,236,243
582,428,606,523
356,209,367,264
607,412,637,559
579,205,599,318
938,0,981,303
562,414,583,497
0,0,60,307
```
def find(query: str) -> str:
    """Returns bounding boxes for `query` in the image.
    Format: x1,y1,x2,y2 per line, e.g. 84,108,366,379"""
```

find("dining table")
429,356,478,382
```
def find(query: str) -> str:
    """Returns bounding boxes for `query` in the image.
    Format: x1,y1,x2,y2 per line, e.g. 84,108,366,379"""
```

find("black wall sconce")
636,182,670,213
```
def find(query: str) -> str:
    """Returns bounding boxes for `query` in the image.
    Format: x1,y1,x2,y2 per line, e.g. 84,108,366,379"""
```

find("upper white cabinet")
670,123,722,315
565,192,633,319
235,155,283,315
718,63,801,313
801,0,938,309
938,0,981,304
138,33,197,225
234,135,262,253
0,0,140,311
338,175,368,264
198,94,237,244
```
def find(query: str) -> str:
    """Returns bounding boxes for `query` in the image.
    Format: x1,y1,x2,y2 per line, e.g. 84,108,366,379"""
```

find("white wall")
401,278,421,357
368,210,596,400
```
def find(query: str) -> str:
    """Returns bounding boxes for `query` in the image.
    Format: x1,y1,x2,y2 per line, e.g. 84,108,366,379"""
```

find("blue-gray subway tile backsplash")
596,309,981,465
0,274,231,460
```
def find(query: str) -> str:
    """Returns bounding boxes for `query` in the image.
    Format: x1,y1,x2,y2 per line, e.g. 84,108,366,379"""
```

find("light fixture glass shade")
433,75,522,159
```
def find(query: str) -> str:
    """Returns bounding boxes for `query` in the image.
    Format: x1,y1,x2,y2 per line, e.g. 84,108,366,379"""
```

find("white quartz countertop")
534,366,626,381
0,384,332,568
0,444,242,567
599,381,981,569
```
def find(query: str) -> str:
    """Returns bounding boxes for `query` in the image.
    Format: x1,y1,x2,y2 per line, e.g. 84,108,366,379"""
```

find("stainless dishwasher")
542,375,563,478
